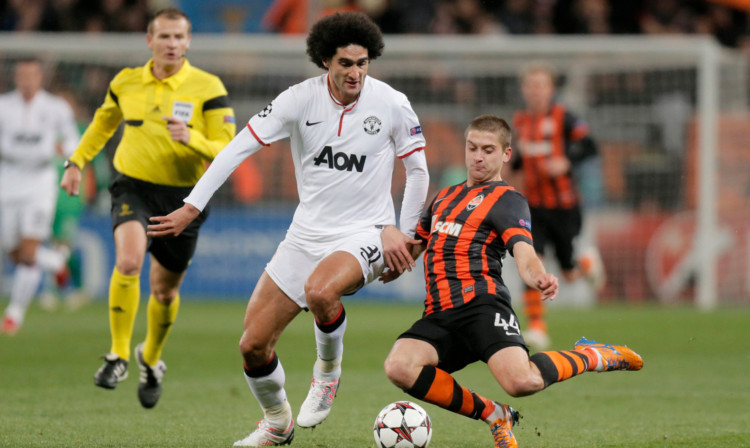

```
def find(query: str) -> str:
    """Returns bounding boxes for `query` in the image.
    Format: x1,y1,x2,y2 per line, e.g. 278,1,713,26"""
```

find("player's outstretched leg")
297,306,346,428
135,342,167,408
574,337,643,372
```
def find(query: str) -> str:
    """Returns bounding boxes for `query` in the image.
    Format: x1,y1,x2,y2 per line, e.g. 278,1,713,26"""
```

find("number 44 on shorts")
494,313,521,336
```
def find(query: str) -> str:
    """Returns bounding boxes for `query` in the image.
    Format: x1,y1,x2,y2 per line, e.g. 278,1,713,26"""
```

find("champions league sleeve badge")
257,102,273,118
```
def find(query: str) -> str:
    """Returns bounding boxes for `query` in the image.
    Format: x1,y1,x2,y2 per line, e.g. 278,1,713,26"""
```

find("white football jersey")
247,74,426,239
0,90,80,202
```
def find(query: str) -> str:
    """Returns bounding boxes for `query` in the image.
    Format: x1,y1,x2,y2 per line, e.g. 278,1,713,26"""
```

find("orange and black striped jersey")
415,180,533,315
511,103,596,209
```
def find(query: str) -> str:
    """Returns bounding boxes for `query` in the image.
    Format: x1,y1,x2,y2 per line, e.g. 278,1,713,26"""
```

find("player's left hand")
164,116,191,144
381,225,420,274
536,273,559,301
147,203,201,237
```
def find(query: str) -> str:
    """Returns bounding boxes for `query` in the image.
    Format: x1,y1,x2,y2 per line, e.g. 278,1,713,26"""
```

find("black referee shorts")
530,206,582,271
397,292,527,373
109,174,209,273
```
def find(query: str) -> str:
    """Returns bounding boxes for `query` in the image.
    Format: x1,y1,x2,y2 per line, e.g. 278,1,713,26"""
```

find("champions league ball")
373,401,432,448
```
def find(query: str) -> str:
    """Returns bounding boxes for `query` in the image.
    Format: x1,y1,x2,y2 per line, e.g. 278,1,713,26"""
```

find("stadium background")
0,0,749,308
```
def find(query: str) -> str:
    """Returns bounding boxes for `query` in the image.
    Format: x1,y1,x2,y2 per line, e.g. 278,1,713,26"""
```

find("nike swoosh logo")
306,120,323,126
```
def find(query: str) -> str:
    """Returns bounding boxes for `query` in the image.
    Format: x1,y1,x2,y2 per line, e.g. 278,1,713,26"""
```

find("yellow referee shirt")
70,59,236,186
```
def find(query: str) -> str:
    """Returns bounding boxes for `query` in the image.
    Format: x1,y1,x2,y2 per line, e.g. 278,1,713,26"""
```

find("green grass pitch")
1,300,749,447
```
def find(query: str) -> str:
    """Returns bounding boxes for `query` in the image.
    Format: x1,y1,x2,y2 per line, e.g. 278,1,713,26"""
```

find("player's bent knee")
238,334,273,368
304,283,340,317
383,355,417,390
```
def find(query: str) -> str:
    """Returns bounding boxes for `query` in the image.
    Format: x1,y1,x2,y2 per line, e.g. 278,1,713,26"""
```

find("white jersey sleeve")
391,95,426,158
398,150,429,238
183,126,263,211
389,90,428,238
246,87,300,145
184,88,300,210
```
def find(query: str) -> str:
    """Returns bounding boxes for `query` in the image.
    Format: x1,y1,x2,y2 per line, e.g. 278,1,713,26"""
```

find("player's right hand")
60,164,81,196
537,273,559,301
147,203,201,238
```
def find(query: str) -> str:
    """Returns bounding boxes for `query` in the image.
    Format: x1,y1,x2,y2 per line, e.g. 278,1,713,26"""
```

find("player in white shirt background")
0,58,80,335
147,12,430,447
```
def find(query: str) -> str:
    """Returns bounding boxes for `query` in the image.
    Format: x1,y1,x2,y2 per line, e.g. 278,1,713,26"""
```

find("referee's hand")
164,116,191,144
60,163,81,196
148,203,201,238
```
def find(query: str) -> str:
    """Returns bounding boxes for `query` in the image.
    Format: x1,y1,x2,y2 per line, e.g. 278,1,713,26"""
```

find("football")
373,401,432,448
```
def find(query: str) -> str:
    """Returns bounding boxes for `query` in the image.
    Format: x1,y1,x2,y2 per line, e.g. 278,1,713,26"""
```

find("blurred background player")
383,114,642,448
147,12,429,446
509,62,604,349
0,57,79,335
60,8,236,408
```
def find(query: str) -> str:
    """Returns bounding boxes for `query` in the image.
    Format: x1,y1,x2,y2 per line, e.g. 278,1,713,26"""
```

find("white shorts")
0,196,56,251
265,226,386,308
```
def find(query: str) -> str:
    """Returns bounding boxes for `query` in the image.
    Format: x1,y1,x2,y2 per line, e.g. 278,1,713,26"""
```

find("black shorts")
397,293,527,373
530,206,582,271
109,174,209,273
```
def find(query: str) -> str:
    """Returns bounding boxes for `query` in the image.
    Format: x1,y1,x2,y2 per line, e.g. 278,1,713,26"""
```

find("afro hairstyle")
306,12,384,70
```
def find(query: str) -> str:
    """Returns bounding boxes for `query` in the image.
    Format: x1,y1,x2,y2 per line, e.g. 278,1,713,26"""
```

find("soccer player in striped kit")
383,115,642,448
510,62,605,349
148,12,430,446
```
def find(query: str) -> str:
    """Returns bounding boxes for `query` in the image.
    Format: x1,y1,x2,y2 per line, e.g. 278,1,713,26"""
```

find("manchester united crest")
363,116,382,135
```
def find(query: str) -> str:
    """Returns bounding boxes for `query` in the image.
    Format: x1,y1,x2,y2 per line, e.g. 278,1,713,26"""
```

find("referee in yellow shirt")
60,8,236,409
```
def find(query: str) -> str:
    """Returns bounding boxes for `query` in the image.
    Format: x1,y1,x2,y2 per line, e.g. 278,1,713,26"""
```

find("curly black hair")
306,12,384,70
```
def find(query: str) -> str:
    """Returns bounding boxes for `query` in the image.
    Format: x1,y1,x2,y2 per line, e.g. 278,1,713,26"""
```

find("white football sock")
244,360,289,419
5,264,43,324
263,401,292,428
314,313,346,358
313,314,346,380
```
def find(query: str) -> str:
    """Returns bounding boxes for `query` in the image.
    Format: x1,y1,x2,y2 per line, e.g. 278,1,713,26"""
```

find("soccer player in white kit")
0,58,79,335
147,12,430,447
